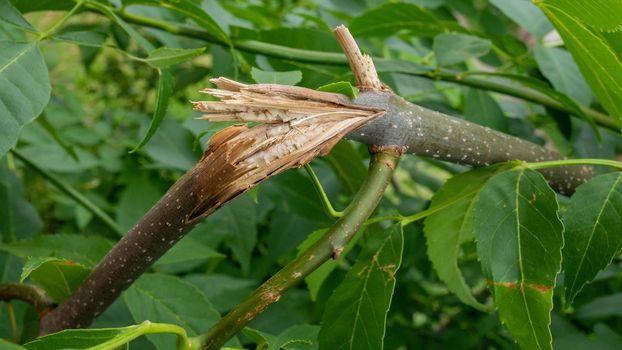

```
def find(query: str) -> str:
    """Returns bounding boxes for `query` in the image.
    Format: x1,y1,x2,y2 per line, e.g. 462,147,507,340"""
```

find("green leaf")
142,118,200,170
20,257,90,303
251,67,302,85
350,2,446,38
52,30,108,48
317,81,359,99
0,234,113,267
184,274,256,313
536,0,622,32
536,0,622,126
144,47,206,69
562,172,622,307
131,68,172,152
115,174,163,232
244,325,320,350
433,32,492,67
323,140,366,194
0,158,42,241
154,236,224,267
123,273,220,350
490,0,553,37
319,224,403,350
0,41,51,157
534,45,593,106
464,89,509,132
23,326,136,350
161,0,231,46
0,0,34,31
575,293,622,319
474,168,563,350
424,164,516,311
463,71,600,139
0,338,27,350
207,195,257,275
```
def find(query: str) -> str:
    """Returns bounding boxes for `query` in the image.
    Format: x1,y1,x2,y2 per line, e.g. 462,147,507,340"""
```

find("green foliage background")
1,0,622,349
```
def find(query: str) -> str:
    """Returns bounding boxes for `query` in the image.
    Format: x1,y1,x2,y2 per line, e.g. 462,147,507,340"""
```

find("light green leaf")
52,30,108,48
562,172,622,307
433,32,492,67
144,47,206,69
20,257,90,303
124,273,220,350
251,67,302,85
115,173,163,232
536,0,622,126
474,168,563,350
0,234,113,267
0,338,27,350
0,158,42,241
424,164,516,311
350,2,447,38
0,0,34,31
534,45,593,106
490,0,553,37
143,118,200,170
536,0,622,32
464,89,508,132
132,68,172,152
0,41,51,157
319,224,403,350
23,326,140,350
317,81,359,99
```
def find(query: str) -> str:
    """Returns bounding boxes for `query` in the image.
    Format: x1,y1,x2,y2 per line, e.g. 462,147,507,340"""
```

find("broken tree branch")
39,77,384,335
198,150,400,350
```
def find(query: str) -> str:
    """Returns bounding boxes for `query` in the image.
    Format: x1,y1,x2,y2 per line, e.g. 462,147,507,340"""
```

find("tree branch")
108,8,619,132
198,150,400,350
0,283,54,319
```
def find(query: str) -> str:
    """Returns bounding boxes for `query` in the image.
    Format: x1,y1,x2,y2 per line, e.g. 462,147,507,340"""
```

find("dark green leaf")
322,140,366,194
350,2,446,38
575,293,622,319
562,172,622,307
132,68,172,152
244,325,320,350
115,174,163,232
0,0,34,31
474,168,563,350
424,164,516,311
20,257,90,303
0,234,113,267
317,82,359,99
0,158,42,241
142,118,201,170
251,67,302,85
184,274,256,313
433,33,492,67
0,41,51,157
144,47,206,69
490,0,553,37
319,224,403,350
52,30,108,48
464,89,508,132
124,273,220,350
534,45,592,106
154,236,224,267
9,0,74,13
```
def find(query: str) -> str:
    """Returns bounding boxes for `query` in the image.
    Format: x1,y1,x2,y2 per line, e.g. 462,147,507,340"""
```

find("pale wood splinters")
188,78,385,222
333,25,386,92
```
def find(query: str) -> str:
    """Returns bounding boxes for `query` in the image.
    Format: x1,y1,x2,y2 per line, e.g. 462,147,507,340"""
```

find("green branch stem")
99,8,621,132
10,149,124,236
198,150,400,350
86,321,190,350
38,1,84,41
303,164,343,219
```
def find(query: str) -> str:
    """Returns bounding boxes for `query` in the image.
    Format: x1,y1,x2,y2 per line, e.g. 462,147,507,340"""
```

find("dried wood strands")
187,77,385,222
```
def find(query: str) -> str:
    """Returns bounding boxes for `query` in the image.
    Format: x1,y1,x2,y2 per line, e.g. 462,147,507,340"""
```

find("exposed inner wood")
189,77,386,222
